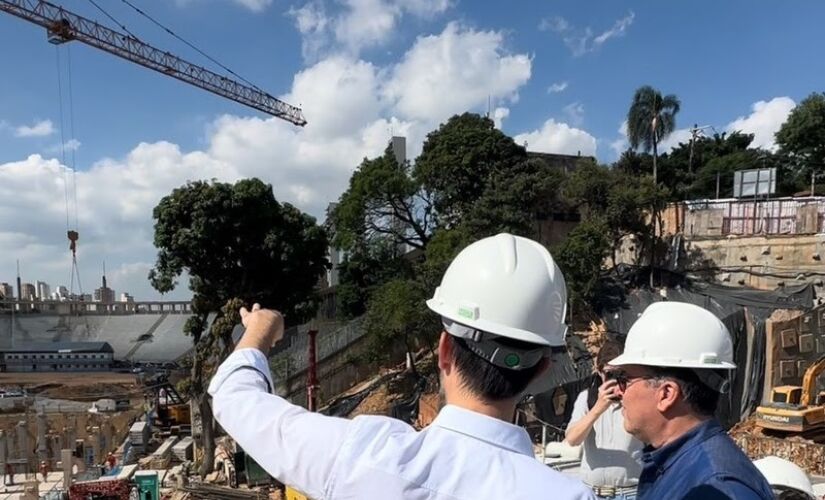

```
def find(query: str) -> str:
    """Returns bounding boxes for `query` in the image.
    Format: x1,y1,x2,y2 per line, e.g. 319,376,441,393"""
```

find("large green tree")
776,93,825,189
414,113,528,224
150,178,328,475
627,85,681,186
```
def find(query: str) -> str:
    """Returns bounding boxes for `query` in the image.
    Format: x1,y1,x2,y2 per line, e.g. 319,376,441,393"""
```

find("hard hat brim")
608,352,736,370
427,298,561,347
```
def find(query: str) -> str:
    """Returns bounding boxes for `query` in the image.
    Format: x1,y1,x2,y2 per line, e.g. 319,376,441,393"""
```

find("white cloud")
514,119,597,157
288,1,331,61
288,0,452,60
593,12,635,46
657,128,693,153
384,22,531,123
14,119,55,138
231,0,272,11
725,97,795,151
547,81,568,94
563,102,585,127
609,120,629,157
175,0,272,11
540,11,635,57
492,107,510,129
45,139,81,155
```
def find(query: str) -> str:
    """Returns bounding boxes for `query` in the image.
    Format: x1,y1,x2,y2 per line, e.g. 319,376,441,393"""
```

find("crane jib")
0,0,307,126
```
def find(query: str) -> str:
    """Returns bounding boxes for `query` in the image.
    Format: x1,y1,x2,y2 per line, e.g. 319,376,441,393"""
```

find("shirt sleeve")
568,390,589,427
208,348,352,499
681,474,771,500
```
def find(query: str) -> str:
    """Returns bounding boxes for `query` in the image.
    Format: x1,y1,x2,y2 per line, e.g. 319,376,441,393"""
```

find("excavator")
755,355,825,434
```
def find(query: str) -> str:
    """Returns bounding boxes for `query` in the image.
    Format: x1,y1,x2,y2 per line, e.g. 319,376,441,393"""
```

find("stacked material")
129,422,150,453
173,437,194,462
146,436,178,468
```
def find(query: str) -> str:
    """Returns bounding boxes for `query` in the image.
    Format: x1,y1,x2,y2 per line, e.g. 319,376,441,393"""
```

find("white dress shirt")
569,390,643,487
209,348,595,500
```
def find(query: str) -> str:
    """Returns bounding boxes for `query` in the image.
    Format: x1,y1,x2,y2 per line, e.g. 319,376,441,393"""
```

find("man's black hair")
450,335,544,401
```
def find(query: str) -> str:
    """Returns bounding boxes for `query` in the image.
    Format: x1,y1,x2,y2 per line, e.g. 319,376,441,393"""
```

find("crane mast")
0,0,307,126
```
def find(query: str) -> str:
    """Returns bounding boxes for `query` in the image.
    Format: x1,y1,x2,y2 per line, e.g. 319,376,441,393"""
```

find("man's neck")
445,391,517,422
650,414,710,449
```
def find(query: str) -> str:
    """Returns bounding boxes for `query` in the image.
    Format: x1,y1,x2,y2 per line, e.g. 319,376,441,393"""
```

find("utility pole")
688,124,715,174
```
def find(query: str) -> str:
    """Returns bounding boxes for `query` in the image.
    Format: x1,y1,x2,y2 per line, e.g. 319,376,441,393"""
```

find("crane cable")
117,0,266,93
55,44,83,297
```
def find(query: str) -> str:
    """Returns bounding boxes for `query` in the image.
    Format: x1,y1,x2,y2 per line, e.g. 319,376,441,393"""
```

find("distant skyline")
1,1,824,299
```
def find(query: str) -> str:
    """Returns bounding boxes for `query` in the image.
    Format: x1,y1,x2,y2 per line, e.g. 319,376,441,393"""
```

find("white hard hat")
426,233,567,347
609,301,736,370
753,456,816,499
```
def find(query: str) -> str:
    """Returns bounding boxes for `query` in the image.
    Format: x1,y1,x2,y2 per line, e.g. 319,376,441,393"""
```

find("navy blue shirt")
637,420,773,500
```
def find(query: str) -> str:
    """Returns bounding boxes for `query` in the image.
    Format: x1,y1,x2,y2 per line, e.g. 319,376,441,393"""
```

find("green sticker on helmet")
504,353,520,368
458,306,474,319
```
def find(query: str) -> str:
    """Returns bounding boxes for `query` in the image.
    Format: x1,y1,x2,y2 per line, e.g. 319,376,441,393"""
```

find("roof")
2,341,114,354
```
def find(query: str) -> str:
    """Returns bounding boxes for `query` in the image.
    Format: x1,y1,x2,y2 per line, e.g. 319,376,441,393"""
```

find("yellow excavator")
755,355,825,433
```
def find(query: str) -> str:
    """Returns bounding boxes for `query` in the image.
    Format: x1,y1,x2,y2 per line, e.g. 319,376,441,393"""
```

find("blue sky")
0,0,823,299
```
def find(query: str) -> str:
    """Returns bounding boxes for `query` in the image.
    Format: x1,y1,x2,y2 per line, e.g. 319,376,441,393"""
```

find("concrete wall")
681,234,825,292
764,305,825,403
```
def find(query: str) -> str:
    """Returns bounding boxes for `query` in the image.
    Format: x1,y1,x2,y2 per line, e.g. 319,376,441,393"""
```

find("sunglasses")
606,370,651,392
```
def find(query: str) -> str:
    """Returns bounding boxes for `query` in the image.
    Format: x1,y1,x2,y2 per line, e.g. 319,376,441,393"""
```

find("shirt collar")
642,420,724,473
432,405,534,456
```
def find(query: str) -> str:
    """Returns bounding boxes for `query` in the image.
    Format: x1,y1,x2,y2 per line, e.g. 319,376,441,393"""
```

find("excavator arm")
800,355,825,407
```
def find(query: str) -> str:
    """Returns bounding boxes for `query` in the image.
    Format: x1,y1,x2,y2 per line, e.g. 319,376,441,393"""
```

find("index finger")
240,306,250,318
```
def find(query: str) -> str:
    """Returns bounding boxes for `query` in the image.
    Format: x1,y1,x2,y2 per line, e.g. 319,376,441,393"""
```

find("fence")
669,197,825,237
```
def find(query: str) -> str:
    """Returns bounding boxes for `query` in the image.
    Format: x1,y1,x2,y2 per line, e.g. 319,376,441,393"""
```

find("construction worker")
565,341,643,499
608,302,773,500
753,456,817,500
209,233,595,499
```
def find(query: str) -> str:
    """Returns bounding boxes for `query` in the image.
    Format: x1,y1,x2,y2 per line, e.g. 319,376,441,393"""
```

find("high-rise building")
120,293,134,303
0,282,13,300
53,286,69,301
36,281,50,301
20,283,36,301
94,269,115,304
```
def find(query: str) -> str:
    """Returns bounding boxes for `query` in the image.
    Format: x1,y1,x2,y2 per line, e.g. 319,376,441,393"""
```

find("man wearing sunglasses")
565,341,643,499
607,302,772,500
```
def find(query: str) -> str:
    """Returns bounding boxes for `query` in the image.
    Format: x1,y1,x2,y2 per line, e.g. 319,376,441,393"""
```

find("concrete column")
36,413,48,464
91,426,101,466
16,420,29,473
102,422,113,455
0,430,7,470
61,449,72,489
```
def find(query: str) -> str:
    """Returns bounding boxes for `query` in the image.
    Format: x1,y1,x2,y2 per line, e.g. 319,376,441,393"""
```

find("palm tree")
627,86,681,186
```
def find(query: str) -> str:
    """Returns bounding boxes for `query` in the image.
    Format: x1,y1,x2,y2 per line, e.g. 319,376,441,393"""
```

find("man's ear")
655,379,681,413
437,331,453,375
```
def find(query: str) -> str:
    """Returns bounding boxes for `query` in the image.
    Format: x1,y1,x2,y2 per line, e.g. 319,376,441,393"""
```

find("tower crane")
0,0,307,126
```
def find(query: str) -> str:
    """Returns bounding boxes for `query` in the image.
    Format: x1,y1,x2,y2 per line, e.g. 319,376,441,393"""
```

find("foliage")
414,113,528,224
150,178,329,322
553,218,612,308
361,279,439,366
776,92,825,186
332,145,433,251
627,86,681,155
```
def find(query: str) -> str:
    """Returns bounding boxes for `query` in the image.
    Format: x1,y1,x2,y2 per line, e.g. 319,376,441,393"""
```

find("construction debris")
183,482,274,499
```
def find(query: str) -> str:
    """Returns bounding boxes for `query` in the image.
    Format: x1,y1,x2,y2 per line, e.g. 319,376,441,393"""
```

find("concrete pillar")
16,420,29,473
91,426,101,466
36,413,48,464
0,430,7,475
51,436,62,466
102,422,113,455
61,449,72,489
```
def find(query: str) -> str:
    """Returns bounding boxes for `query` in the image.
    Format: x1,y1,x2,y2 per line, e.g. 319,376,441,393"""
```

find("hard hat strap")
442,319,548,370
